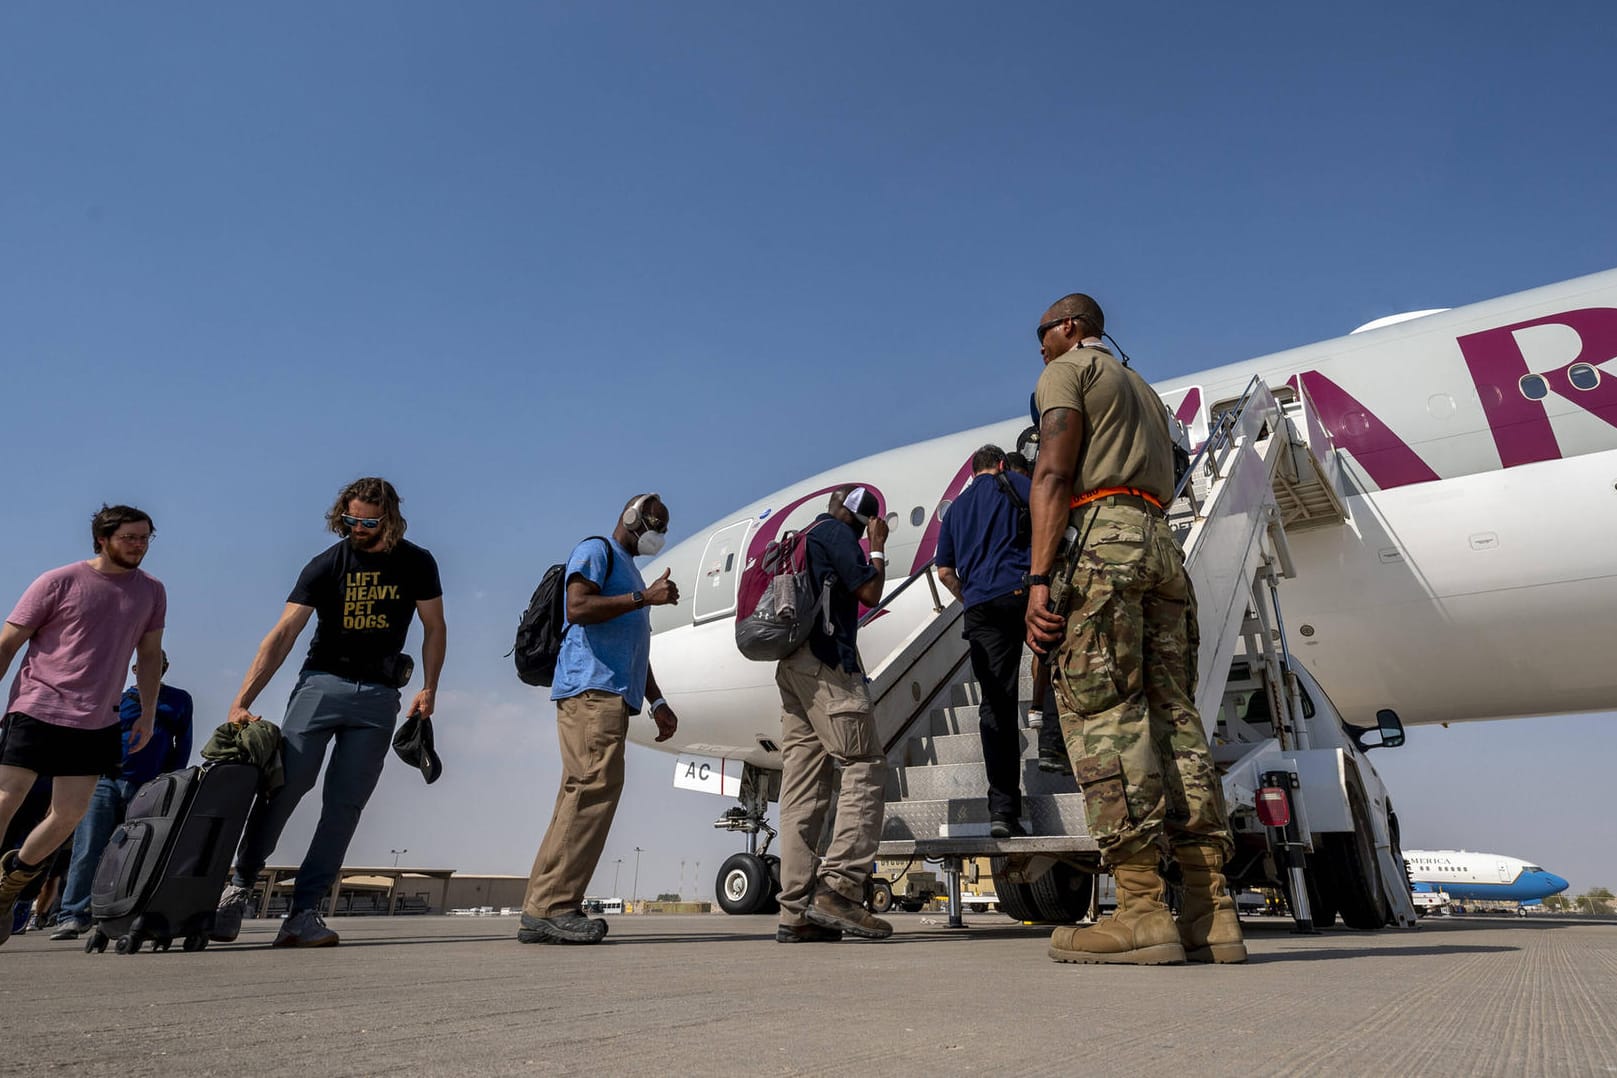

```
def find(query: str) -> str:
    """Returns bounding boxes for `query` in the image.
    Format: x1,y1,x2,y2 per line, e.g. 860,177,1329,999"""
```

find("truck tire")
1316,767,1391,929
1031,862,1099,923
715,853,773,915
990,857,1045,923
869,880,894,914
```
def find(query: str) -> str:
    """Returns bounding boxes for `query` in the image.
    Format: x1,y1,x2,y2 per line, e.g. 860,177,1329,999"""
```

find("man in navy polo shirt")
936,445,1034,838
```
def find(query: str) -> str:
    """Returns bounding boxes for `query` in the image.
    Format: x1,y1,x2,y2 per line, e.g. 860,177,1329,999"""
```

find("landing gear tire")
715,853,774,915
1316,767,1391,929
869,880,894,915
760,854,781,915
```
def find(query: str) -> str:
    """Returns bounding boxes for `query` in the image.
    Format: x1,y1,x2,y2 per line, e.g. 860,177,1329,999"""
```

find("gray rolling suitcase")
84,761,258,954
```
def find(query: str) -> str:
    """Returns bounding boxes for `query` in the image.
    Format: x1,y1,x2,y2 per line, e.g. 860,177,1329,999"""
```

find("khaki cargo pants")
523,689,628,919
1053,500,1233,865
774,648,887,924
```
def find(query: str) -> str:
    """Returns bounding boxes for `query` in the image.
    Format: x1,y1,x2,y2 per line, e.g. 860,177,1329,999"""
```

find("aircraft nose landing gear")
712,770,782,915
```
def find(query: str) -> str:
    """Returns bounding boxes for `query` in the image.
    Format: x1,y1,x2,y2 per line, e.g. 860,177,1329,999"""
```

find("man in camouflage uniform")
1023,293,1246,965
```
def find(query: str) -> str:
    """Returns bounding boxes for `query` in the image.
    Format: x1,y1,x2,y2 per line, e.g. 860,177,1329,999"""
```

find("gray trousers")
232,671,400,911
774,649,887,923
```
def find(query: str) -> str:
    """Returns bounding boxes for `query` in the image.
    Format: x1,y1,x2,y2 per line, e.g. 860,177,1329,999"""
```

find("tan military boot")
0,850,45,947
1049,853,1186,965
1174,843,1248,964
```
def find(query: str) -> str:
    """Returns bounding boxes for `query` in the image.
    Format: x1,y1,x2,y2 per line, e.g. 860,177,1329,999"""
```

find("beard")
348,529,385,552
103,546,145,571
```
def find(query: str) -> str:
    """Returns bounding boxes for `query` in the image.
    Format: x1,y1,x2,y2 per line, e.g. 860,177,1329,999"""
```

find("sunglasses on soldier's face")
341,514,382,529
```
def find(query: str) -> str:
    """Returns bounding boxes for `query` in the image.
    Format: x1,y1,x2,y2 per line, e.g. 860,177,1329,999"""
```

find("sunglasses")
341,514,382,530
1036,313,1093,344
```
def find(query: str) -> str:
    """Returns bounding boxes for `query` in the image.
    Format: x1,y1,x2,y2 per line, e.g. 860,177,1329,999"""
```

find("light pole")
632,847,644,905
391,848,408,868
694,861,701,901
680,859,686,899
612,858,623,897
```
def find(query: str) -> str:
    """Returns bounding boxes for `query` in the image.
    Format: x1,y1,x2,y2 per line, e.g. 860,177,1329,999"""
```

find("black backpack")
734,519,834,662
511,536,614,687
994,472,1032,546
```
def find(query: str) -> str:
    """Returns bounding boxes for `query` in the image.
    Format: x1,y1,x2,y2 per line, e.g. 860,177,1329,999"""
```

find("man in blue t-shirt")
936,445,1035,838
519,493,680,946
774,485,893,943
49,652,192,939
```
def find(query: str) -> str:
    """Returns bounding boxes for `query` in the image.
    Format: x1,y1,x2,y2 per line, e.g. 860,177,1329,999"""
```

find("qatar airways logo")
1184,307,1617,490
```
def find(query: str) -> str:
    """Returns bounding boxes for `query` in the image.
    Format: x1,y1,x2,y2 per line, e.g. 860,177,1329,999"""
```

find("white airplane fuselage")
1404,850,1570,903
638,268,1617,766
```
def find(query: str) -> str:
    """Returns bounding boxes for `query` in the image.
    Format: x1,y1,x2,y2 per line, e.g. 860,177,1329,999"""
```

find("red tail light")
1256,787,1291,828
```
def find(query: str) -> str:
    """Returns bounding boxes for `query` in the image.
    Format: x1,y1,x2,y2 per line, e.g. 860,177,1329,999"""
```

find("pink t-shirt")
5,561,167,729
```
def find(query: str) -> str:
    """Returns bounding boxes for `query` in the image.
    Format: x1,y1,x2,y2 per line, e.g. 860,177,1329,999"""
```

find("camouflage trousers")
1051,499,1233,866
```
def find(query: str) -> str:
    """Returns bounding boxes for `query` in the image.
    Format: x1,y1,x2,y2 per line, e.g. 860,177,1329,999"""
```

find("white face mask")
635,528,667,557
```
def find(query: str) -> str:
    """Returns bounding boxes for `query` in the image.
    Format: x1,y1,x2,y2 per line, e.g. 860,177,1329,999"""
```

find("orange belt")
1070,486,1164,511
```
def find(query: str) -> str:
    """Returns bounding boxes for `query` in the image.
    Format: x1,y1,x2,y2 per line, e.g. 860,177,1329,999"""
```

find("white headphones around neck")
623,492,660,530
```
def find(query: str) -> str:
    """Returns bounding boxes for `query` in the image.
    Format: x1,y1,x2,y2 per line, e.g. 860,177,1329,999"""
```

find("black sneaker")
775,922,843,943
518,910,608,945
1038,752,1070,774
990,815,1028,839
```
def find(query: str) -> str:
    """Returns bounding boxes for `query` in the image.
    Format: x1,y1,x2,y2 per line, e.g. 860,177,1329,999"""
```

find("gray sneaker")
273,909,339,948
211,884,253,943
50,917,91,941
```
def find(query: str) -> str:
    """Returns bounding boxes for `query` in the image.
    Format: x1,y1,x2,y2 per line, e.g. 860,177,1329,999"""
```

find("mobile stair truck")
708,377,1418,932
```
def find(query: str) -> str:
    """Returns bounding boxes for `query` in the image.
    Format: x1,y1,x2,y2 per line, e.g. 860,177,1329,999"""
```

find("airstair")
861,377,1414,928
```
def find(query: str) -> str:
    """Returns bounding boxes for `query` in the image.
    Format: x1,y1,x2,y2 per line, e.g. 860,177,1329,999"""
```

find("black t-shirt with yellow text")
288,539,443,680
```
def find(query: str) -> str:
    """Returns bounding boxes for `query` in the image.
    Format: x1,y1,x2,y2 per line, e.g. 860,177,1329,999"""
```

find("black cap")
391,713,442,785
842,486,880,524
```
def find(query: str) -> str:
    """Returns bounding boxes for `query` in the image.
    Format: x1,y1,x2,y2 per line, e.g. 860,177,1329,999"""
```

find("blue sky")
3,3,1614,897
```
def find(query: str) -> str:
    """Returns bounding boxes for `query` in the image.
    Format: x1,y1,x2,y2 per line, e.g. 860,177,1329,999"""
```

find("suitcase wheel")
155,937,173,952
115,933,143,955
84,929,110,954
183,934,209,952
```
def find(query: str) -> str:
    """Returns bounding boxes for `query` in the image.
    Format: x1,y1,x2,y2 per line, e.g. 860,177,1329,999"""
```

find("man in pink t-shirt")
0,505,166,945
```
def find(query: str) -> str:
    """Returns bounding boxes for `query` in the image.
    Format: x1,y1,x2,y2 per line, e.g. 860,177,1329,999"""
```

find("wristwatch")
632,590,646,607
1023,573,1052,588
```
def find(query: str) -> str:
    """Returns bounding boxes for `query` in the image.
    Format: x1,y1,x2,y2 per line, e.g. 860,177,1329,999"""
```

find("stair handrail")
859,558,944,627
1170,374,1273,513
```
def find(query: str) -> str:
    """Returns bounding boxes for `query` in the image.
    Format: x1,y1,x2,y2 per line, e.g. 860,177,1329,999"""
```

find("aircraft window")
723,553,734,572
1568,363,1600,391
937,499,952,520
910,506,925,527
1524,865,1544,873
1518,374,1549,400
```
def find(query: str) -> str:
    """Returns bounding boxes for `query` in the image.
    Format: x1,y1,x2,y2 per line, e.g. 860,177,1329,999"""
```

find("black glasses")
341,514,382,529
1037,315,1080,343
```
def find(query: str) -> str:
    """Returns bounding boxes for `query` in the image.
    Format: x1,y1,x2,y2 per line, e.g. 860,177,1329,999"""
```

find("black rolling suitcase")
84,761,258,954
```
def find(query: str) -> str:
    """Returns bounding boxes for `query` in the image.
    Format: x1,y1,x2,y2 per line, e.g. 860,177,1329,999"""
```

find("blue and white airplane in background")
1403,850,1570,912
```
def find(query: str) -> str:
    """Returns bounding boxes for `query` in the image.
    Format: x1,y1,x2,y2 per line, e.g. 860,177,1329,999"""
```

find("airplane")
1403,849,1570,909
625,266,1617,902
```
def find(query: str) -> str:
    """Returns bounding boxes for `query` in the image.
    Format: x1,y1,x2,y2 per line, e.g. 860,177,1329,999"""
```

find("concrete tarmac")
3,913,1614,1077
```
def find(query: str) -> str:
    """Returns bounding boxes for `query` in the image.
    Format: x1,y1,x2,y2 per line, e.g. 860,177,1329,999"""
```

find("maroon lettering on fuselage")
1457,307,1617,468
1286,372,1441,490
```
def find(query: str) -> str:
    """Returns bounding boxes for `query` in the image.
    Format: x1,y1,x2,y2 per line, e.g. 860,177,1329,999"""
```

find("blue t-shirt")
551,537,651,712
803,515,879,674
935,470,1032,609
117,683,194,786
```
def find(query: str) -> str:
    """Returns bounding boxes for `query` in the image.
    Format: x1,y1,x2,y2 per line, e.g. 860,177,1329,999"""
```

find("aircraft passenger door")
1160,385,1210,449
693,518,755,624
1498,861,1512,883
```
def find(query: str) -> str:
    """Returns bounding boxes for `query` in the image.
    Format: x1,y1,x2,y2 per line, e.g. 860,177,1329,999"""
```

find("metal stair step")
903,728,1067,767
880,793,1091,841
887,759,1078,802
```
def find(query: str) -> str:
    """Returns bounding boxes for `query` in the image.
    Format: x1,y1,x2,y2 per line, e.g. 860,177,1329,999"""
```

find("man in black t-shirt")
774,485,893,943
213,477,447,948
